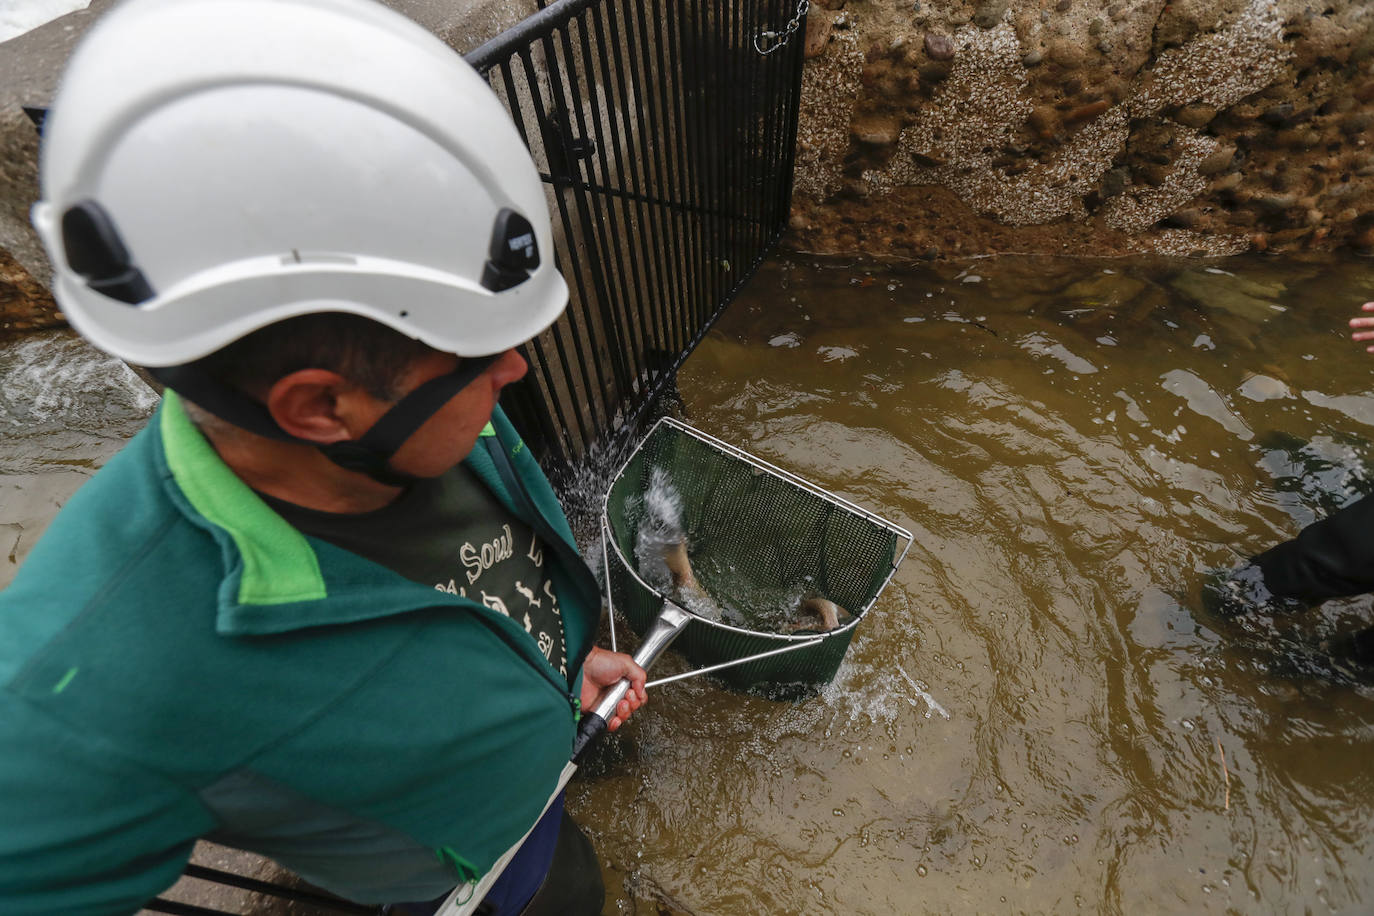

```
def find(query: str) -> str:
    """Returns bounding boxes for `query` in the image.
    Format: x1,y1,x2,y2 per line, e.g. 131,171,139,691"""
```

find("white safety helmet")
32,0,567,369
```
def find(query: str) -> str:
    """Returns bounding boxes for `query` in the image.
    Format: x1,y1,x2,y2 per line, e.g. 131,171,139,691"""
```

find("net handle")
644,636,825,689
600,516,619,655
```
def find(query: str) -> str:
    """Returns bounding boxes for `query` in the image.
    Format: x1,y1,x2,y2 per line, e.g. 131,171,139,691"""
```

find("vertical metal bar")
774,3,806,250
728,0,747,267
547,21,637,410
609,2,679,363
489,59,581,465
674,0,703,328
749,0,777,261
574,12,651,399
641,0,696,358
517,45,610,452
656,0,702,355
749,0,774,257
501,53,593,462
758,0,788,248
690,0,724,325
749,2,770,266
595,4,672,369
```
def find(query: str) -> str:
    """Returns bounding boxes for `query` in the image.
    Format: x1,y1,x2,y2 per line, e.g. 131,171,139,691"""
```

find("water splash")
0,333,157,433
632,468,726,623
895,663,951,721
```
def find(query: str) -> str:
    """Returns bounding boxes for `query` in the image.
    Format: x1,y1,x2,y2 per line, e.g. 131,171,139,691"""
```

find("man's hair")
194,313,438,401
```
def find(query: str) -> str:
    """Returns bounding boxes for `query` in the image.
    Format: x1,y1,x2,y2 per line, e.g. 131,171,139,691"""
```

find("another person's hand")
1349,301,1374,352
580,646,647,732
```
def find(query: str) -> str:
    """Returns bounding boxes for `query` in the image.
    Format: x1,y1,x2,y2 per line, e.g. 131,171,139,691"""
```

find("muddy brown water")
3,253,1373,914
575,252,1374,915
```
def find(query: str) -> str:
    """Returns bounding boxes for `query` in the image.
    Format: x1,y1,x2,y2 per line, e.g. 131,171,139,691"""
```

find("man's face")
382,348,529,477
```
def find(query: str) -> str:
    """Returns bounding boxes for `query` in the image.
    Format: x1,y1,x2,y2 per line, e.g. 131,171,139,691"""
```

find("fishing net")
603,418,910,690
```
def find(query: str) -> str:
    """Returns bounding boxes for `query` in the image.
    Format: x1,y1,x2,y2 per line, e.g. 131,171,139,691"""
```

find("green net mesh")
603,419,902,689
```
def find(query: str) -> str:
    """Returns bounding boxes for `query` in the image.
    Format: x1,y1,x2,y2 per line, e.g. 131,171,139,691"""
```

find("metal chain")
754,0,810,55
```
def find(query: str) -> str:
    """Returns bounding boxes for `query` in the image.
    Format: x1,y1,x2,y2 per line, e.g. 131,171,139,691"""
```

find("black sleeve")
1252,492,1374,602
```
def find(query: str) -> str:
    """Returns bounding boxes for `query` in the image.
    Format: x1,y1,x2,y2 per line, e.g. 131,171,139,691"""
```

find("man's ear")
265,369,386,443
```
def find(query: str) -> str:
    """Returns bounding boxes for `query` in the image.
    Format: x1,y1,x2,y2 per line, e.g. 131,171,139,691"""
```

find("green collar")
160,390,328,608
156,396,573,659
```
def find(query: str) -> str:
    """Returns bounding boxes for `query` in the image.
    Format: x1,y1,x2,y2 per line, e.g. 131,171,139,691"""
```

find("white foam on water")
633,467,685,591
895,663,951,720
631,468,727,624
0,0,90,43
0,334,158,429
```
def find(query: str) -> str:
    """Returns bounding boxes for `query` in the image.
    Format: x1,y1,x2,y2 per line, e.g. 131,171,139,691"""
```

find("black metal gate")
470,0,806,477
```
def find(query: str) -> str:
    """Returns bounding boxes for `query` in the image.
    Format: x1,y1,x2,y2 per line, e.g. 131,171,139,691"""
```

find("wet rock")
973,0,1009,30
1261,103,1297,128
1152,0,1226,50
1277,128,1323,150
1323,95,1357,116
790,0,1370,260
1028,105,1059,137
1341,110,1374,136
1212,171,1244,192
1253,194,1298,215
1173,103,1218,128
851,115,901,146
1162,208,1204,230
1134,161,1172,188
1060,272,1146,307
923,31,955,61
918,60,951,83
0,249,61,333
1198,146,1236,176
1064,99,1110,126
804,11,836,59
1100,166,1131,199
1169,270,1284,322
1045,38,1087,71
1354,224,1374,254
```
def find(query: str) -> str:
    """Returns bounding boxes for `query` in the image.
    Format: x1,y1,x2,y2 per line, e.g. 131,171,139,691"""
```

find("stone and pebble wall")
789,0,1374,260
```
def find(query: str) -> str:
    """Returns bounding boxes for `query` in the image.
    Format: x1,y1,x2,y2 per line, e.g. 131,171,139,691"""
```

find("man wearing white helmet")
0,1,646,914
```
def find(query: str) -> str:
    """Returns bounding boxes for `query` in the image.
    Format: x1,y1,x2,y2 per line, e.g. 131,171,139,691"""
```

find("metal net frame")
602,418,913,690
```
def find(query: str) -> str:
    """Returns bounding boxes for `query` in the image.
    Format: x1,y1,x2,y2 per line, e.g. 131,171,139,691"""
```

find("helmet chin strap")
151,353,502,488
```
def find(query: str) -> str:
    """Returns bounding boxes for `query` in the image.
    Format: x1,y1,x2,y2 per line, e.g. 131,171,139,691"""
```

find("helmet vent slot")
61,200,154,305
